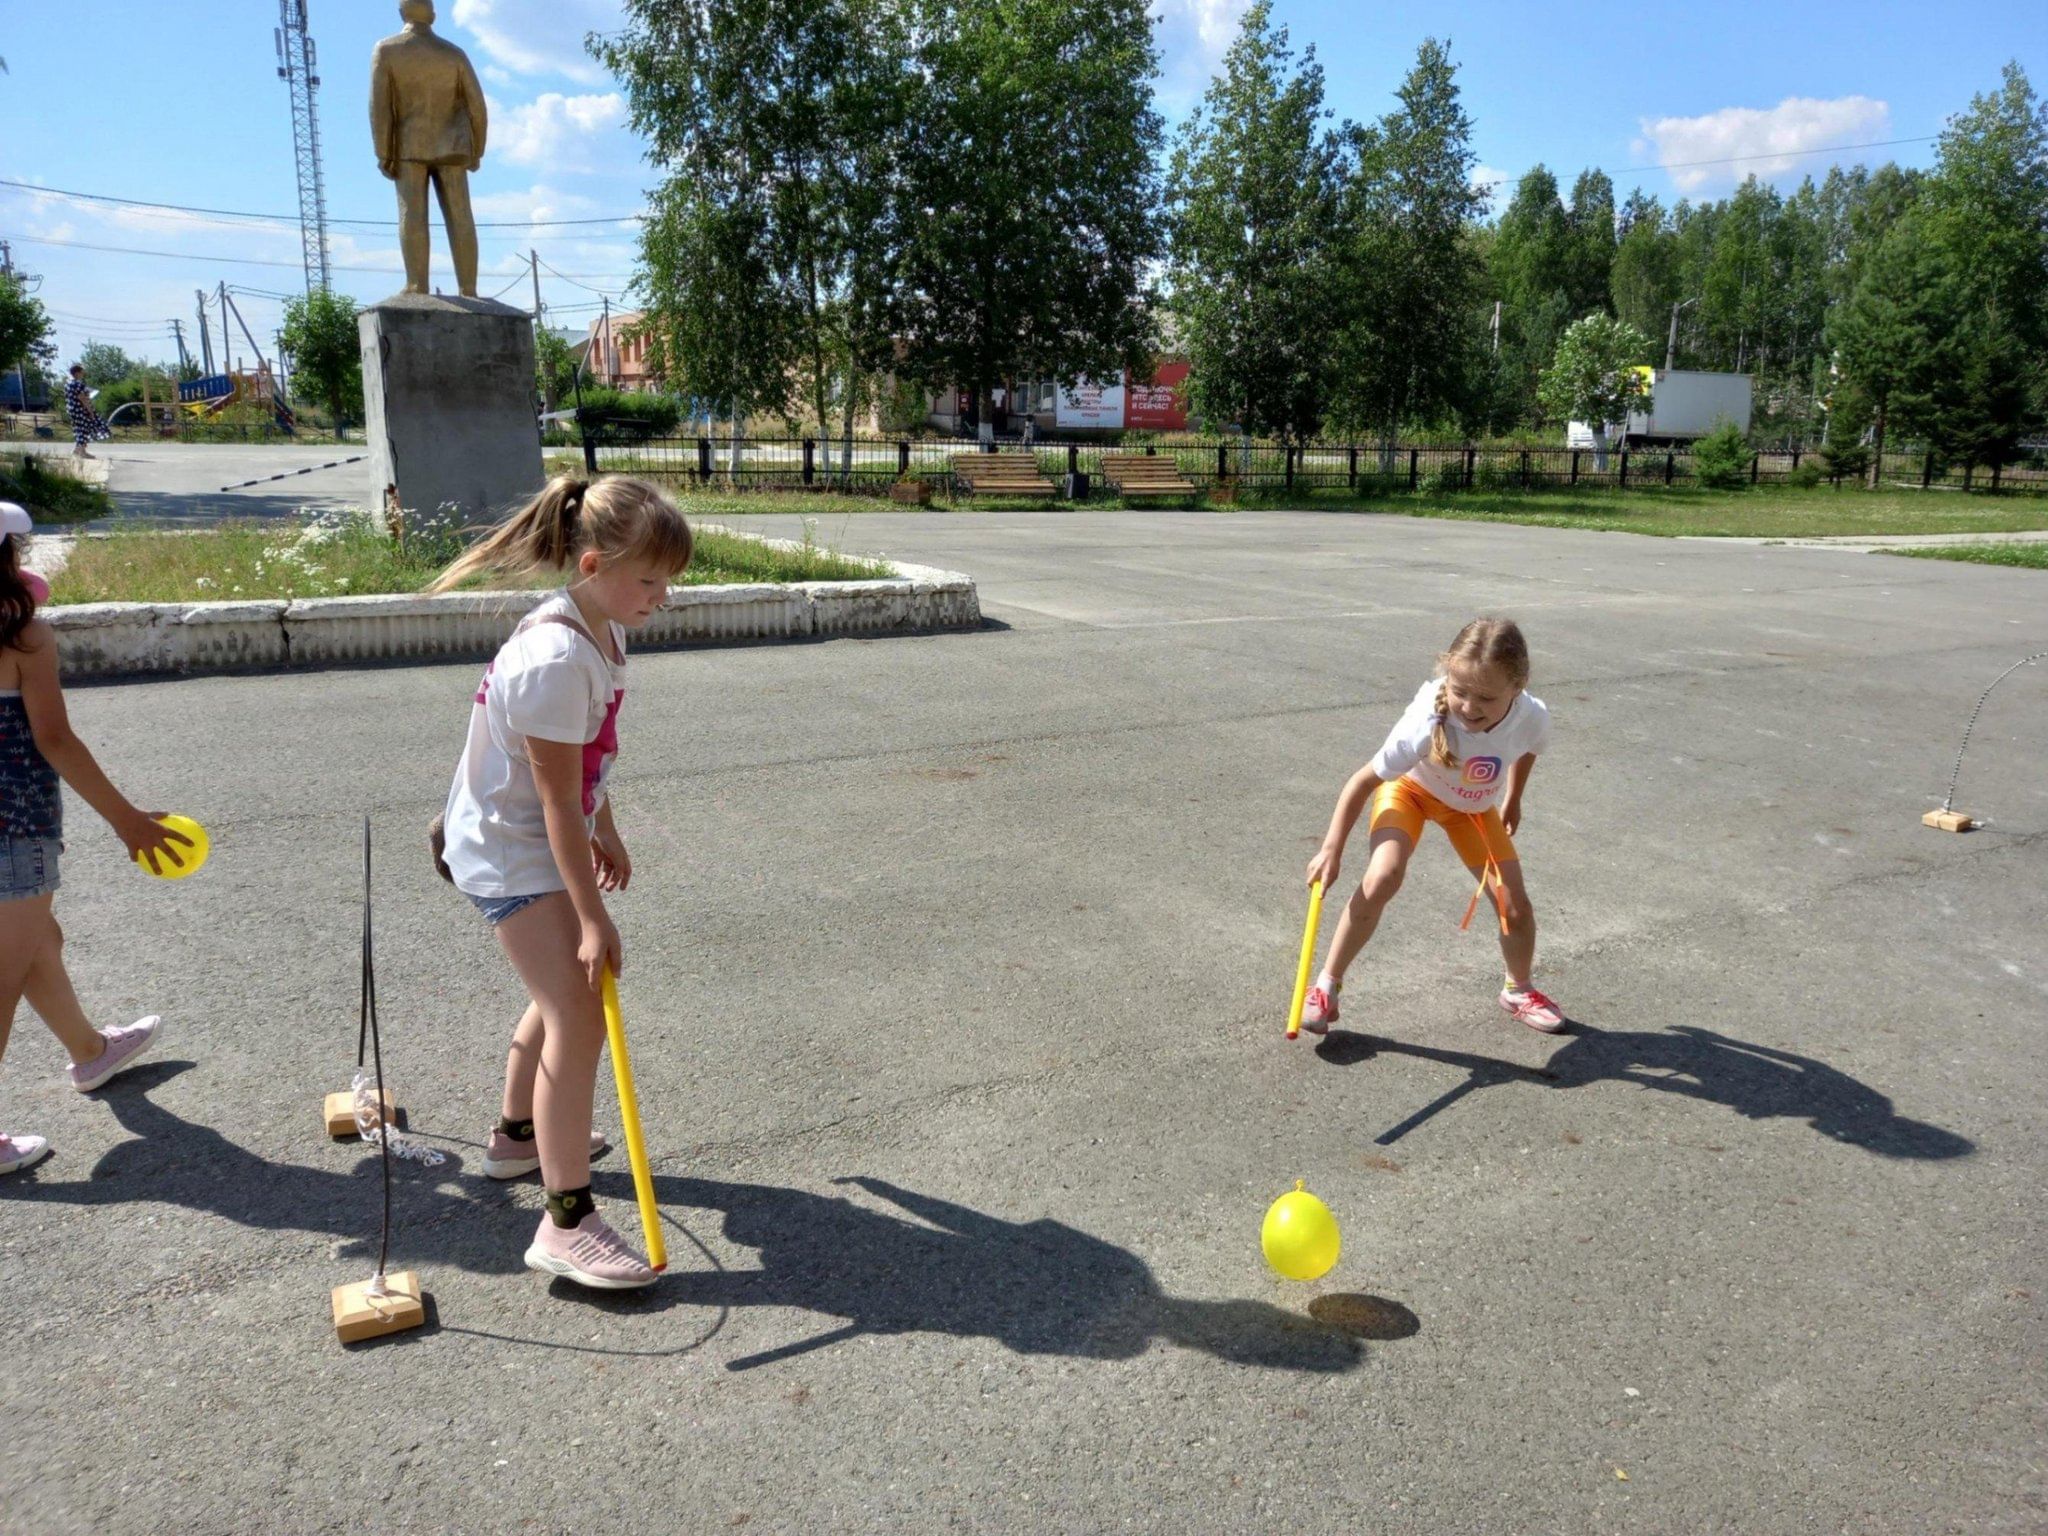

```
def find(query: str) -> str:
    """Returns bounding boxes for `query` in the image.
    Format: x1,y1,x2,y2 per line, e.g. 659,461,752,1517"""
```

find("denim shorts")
468,890,550,926
1,835,62,901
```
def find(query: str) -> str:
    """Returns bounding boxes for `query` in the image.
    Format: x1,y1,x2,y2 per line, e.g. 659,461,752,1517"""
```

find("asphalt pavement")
2,508,2043,1534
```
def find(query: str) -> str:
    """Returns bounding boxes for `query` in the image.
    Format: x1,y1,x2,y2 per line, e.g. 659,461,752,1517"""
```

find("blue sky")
2,0,2041,373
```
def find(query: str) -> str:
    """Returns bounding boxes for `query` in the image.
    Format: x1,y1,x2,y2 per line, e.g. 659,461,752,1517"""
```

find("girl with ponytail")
434,474,692,1288
1299,617,1565,1036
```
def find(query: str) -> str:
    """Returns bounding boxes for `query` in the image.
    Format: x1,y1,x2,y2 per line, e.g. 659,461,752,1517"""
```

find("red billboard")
1123,361,1190,431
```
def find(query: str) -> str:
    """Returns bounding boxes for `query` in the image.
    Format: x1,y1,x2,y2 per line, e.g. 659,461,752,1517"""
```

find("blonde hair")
1429,617,1531,769
430,474,692,593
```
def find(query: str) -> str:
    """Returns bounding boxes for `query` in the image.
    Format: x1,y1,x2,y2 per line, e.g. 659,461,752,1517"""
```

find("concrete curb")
48,556,981,681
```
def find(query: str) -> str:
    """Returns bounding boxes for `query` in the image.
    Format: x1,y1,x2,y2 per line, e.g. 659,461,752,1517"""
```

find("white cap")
0,501,31,538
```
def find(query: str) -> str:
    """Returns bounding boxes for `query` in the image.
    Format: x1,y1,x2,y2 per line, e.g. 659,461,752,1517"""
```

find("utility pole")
1490,300,1502,355
530,249,543,319
196,290,216,375
170,319,192,375
1665,297,1700,374
219,283,231,376
600,295,612,384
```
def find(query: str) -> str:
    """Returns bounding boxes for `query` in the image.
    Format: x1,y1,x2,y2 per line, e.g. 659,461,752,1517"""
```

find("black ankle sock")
497,1115,536,1142
546,1185,595,1228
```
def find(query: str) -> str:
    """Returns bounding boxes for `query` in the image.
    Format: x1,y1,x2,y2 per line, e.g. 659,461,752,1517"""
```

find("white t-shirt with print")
441,591,627,899
1369,678,1550,814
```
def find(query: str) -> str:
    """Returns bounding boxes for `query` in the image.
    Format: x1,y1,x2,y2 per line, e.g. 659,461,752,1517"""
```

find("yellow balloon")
1261,1179,1340,1281
135,814,210,881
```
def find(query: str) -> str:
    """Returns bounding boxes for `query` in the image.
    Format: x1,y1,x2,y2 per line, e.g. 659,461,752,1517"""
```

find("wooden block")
325,1088,399,1139
331,1271,426,1343
1921,809,1977,832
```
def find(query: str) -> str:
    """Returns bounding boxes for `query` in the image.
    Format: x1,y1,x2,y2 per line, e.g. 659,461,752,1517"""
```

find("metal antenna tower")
275,0,332,292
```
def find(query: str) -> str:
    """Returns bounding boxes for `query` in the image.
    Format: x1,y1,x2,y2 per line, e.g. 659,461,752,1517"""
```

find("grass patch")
1254,483,2048,539
48,511,887,605
1878,541,2048,569
2,453,113,525
541,457,2048,536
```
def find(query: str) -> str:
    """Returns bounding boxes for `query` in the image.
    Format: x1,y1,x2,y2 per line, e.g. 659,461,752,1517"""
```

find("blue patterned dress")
0,691,61,843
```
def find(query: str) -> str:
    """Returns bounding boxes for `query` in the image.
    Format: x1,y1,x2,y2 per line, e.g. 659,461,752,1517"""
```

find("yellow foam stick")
601,967,666,1272
1287,880,1325,1040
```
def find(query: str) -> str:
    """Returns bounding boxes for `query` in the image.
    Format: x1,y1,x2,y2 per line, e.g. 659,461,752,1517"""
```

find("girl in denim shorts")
1,502,191,1175
432,475,693,1290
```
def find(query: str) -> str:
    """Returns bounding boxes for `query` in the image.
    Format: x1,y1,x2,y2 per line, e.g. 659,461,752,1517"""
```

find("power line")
10,233,631,282
536,255,630,299
1472,134,1938,187
0,175,646,230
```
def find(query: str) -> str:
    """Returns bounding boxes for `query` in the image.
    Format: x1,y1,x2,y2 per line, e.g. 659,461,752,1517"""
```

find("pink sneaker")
1299,985,1339,1036
1,1133,52,1176
524,1211,657,1290
483,1127,610,1181
68,1015,162,1092
1500,985,1565,1033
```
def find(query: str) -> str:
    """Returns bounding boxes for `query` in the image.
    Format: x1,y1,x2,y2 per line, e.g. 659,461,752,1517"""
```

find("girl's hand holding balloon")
120,809,200,877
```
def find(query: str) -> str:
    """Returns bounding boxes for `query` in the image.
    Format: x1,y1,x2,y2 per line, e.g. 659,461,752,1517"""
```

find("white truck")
1568,368,1752,448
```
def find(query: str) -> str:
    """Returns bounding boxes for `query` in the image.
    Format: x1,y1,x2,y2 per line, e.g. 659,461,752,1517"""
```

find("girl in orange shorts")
1300,617,1564,1034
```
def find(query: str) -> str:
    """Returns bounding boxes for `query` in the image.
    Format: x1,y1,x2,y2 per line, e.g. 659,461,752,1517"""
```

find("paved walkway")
3,512,2044,1534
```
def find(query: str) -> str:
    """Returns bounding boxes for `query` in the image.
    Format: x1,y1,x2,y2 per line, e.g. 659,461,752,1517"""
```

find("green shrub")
1786,462,1824,490
1692,419,1752,490
1820,442,1870,483
574,387,683,439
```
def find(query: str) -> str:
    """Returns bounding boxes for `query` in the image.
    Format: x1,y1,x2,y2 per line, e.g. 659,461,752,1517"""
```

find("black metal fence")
565,431,2048,498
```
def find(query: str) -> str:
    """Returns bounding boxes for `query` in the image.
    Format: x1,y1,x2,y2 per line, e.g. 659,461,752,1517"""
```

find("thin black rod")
363,816,393,1279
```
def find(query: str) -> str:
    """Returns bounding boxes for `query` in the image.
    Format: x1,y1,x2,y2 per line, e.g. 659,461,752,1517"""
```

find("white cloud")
492,91,628,170
451,0,621,85
470,182,603,224
1470,163,1510,195
1637,95,1890,192
1151,0,1250,106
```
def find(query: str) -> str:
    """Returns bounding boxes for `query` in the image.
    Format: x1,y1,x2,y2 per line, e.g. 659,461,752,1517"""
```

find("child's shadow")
3,1066,1381,1374
1316,1023,1973,1159
605,1172,1386,1372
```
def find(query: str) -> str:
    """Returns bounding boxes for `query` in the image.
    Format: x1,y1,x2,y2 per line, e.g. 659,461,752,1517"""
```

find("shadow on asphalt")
2,1068,1377,1375
1315,1023,1974,1159
91,489,345,527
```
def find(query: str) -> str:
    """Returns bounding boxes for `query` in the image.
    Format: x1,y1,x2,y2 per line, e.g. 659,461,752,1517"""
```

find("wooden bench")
1100,452,1197,500
951,454,1057,498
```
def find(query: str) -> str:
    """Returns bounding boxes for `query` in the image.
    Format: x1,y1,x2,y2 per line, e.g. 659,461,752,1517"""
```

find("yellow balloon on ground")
135,814,210,881
1262,1179,1340,1281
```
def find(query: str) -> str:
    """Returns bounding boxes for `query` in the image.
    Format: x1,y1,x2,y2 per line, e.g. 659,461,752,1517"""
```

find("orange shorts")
1368,777,1516,870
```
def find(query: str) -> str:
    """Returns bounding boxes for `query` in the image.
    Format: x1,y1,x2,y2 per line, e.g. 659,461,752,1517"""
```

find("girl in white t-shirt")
1300,617,1565,1036
432,474,692,1291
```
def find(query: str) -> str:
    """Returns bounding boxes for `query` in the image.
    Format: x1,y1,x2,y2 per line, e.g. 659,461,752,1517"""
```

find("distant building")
586,311,656,388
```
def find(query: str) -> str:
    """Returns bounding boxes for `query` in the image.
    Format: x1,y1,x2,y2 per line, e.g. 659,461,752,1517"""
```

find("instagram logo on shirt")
1462,756,1502,787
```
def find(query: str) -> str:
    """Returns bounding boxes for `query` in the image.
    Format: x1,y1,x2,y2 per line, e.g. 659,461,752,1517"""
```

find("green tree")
1164,1,1346,446
77,341,134,389
1610,191,1679,346
890,0,1163,441
278,288,363,435
599,0,904,471
1537,312,1653,467
533,324,577,414
1564,168,1616,319
1828,211,1954,486
1918,61,2048,469
1485,166,1575,425
0,274,54,399
1328,37,1487,456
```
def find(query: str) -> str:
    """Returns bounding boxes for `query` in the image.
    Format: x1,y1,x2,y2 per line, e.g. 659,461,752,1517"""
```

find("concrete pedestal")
359,293,542,523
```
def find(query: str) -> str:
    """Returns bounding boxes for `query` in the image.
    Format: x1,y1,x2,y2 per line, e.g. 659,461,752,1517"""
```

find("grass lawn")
539,456,2048,538
1322,485,2048,539
1878,541,2048,569
2,453,113,525
48,514,888,605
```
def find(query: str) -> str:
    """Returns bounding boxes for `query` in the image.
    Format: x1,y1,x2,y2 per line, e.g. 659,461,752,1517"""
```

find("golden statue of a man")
369,1,487,297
